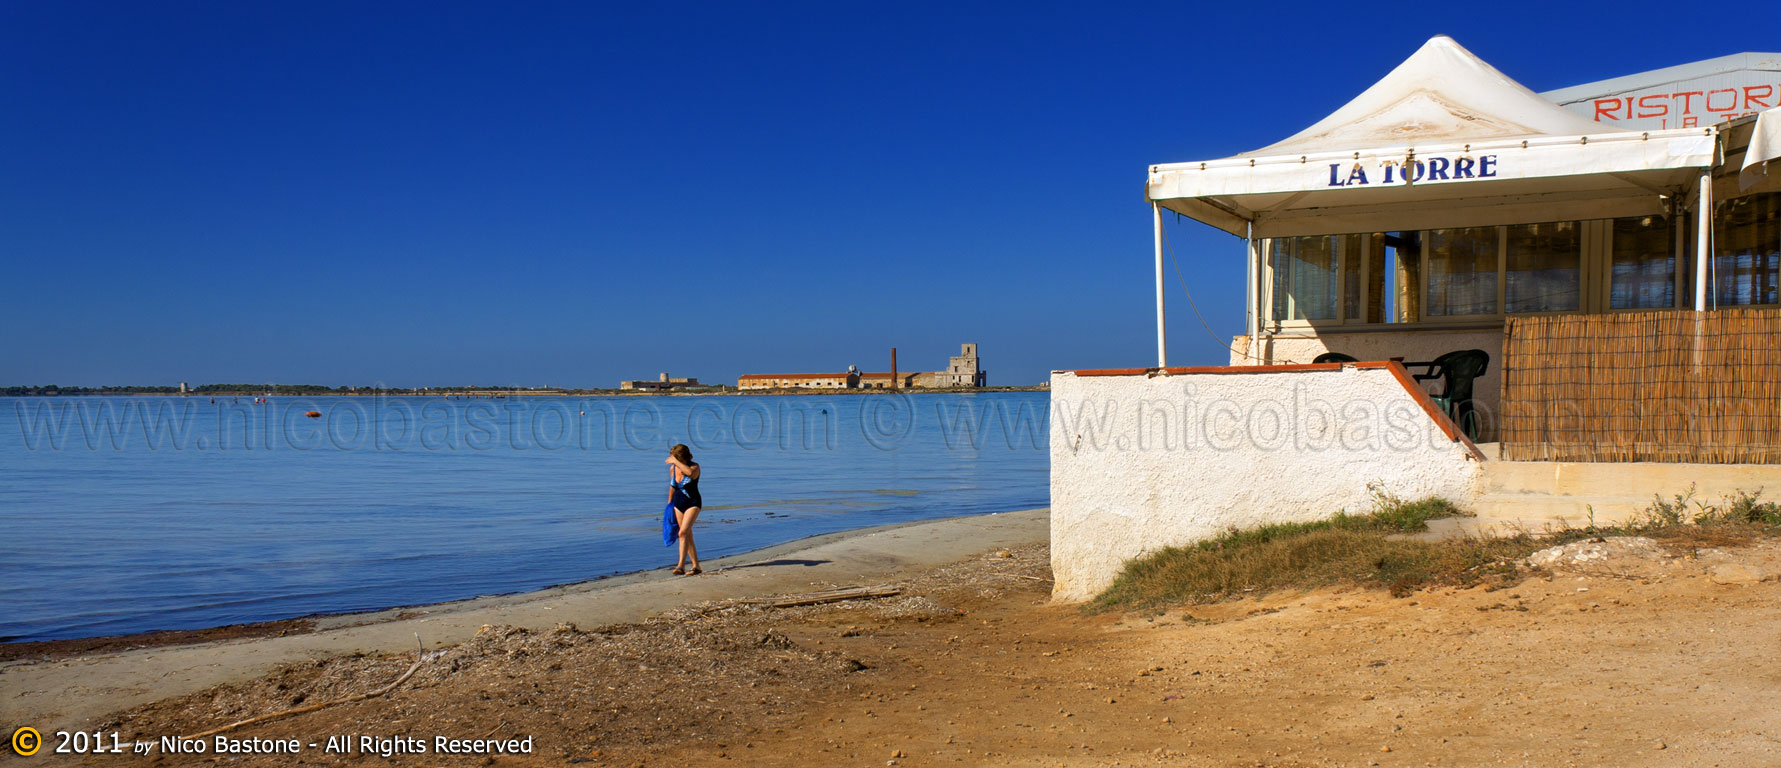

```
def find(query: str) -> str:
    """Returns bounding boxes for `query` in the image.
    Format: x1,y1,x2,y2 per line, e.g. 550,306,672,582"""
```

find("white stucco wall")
1232,329,1503,441
1048,366,1483,602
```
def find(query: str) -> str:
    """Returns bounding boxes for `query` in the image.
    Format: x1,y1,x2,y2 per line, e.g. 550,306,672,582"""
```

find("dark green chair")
1412,349,1489,440
1312,352,1359,364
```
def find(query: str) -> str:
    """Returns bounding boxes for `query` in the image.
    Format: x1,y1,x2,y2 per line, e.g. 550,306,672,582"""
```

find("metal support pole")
1695,170,1711,311
1692,170,1713,370
1153,202,1168,369
1246,224,1261,364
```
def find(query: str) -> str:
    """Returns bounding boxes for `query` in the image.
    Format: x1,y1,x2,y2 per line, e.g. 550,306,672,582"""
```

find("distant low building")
620,372,700,391
736,372,856,390
857,371,919,389
737,343,986,390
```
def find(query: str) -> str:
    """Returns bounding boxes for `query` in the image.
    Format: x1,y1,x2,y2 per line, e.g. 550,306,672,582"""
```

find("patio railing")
1500,308,1781,464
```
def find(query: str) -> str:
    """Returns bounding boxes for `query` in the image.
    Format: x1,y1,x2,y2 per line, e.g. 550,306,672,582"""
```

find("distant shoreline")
1,385,1049,398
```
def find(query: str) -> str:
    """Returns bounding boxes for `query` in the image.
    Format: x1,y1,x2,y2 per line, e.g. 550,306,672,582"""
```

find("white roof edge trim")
1150,126,1717,173
1541,52,1781,103
1148,134,1717,212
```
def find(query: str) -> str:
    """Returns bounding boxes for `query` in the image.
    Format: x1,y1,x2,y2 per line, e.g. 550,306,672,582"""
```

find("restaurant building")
1209,41,1781,441
1048,37,1781,600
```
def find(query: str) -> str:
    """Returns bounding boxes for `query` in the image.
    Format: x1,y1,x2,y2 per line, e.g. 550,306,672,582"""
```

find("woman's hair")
669,444,694,465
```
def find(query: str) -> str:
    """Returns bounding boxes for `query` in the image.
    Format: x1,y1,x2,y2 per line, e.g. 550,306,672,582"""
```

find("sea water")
0,392,1048,642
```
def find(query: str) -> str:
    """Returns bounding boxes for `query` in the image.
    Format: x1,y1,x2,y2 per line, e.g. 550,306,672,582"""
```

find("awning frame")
1149,127,1719,239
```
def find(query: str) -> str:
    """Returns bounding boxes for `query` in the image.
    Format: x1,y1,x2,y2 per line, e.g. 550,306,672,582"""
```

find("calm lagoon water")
0,392,1049,642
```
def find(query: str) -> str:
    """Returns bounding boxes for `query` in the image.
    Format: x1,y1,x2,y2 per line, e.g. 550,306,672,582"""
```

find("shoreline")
0,509,1034,658
0,508,1050,736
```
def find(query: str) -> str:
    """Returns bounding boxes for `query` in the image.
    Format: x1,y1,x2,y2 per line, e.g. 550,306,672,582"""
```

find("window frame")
1420,225,1506,322
1599,213,1688,313
1707,191,1781,308
1501,220,1593,318
1263,234,1372,331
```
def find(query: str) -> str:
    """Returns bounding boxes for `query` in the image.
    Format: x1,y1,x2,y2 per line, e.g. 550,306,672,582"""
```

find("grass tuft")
1089,484,1781,613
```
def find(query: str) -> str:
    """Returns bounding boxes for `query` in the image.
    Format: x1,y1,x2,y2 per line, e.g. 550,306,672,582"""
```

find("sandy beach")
0,509,1049,739
11,511,1781,768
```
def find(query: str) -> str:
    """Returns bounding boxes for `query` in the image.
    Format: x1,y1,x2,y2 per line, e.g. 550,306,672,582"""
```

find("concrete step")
1471,493,1652,528
1452,444,1776,537
1481,458,1780,531
1483,460,1780,498
1395,515,1591,541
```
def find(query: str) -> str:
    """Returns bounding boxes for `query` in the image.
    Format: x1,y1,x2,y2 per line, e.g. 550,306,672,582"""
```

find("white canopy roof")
1150,36,1719,238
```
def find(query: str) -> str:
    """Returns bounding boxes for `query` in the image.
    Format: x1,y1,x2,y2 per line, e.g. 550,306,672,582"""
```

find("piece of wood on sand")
741,585,901,609
181,634,428,740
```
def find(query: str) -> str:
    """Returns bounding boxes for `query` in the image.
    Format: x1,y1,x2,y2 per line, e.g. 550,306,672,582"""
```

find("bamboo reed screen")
1500,308,1781,463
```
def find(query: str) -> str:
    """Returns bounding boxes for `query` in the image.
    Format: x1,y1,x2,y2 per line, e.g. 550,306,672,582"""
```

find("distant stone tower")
941,343,983,387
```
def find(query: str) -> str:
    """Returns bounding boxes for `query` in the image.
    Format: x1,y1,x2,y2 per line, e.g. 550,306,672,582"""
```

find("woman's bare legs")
676,506,701,573
674,508,689,571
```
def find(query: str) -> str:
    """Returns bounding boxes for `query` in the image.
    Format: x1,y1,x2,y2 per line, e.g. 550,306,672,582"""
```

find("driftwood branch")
182,634,427,740
741,585,901,608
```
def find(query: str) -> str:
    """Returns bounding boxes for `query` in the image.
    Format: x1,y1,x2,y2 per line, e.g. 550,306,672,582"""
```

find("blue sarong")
662,500,679,546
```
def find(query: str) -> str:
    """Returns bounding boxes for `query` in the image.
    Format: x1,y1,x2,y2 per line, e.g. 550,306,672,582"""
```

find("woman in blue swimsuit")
666,444,702,575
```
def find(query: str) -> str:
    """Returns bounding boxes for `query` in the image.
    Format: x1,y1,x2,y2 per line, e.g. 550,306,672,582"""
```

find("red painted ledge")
1069,363,1347,377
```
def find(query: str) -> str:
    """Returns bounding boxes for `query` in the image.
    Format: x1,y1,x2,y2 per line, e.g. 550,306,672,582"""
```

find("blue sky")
2,2,1766,387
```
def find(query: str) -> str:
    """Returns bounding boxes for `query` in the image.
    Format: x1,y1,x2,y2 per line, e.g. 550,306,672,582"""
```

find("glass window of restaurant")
1426,227,1500,317
1268,233,1391,325
1264,215,1685,327
1712,192,1780,307
1270,234,1338,321
1505,222,1581,313
1610,215,1677,310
